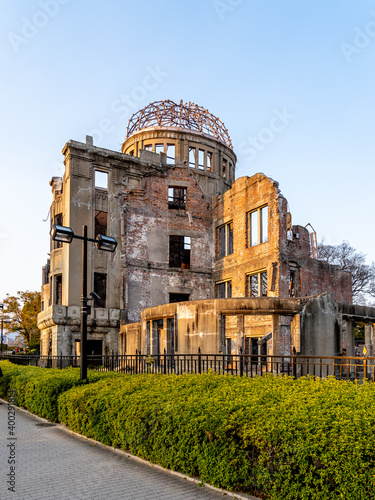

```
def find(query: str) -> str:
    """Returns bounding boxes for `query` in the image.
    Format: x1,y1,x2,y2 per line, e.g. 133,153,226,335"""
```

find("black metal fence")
1,351,375,382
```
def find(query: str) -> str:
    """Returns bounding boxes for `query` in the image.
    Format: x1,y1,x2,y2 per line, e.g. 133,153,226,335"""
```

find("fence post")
111,350,114,372
135,349,138,374
198,347,202,374
239,346,243,377
163,348,166,375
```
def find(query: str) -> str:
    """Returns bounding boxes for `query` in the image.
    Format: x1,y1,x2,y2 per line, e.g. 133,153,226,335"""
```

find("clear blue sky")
1,0,375,300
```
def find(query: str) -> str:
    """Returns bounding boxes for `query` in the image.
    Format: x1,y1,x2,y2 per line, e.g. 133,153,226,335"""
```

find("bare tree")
318,241,375,303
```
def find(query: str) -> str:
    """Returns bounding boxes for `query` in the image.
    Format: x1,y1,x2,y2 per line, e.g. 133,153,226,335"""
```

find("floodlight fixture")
51,224,74,244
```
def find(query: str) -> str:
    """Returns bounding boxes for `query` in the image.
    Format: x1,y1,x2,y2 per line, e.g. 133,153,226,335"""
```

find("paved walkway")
0,400,257,500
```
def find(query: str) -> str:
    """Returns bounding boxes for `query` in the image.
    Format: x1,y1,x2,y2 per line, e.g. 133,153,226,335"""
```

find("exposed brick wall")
121,166,214,323
213,173,353,306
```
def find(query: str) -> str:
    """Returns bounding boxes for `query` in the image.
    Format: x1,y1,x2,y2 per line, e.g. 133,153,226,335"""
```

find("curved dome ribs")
126,100,233,149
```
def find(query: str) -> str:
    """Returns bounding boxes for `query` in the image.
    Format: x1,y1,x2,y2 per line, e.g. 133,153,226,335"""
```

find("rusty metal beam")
126,99,233,149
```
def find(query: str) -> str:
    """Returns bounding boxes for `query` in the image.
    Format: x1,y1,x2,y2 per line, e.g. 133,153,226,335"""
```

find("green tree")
3,291,41,349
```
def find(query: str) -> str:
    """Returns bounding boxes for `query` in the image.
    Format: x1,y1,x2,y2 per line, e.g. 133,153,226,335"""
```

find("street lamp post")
51,224,117,380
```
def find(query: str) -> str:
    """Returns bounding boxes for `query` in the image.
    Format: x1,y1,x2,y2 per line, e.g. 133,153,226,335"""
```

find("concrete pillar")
272,314,280,356
218,313,225,353
365,323,374,357
237,314,244,352
272,315,292,356
345,320,355,357
217,149,222,177
279,316,292,357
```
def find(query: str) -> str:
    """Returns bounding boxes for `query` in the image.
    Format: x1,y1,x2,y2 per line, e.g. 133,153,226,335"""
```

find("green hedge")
0,361,118,422
2,361,375,499
58,373,375,499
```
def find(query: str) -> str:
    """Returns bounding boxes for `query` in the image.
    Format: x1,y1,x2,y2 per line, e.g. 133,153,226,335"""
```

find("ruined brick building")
38,100,367,360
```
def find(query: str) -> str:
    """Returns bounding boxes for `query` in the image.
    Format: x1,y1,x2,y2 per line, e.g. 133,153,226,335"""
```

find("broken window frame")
95,170,108,190
166,144,175,165
94,273,107,308
225,336,233,366
215,280,232,298
217,221,233,259
155,144,164,155
94,210,108,238
55,274,62,305
246,271,268,297
198,149,205,170
169,235,191,269
53,214,63,249
207,151,213,172
189,147,196,168
168,187,186,210
289,263,300,298
248,205,268,247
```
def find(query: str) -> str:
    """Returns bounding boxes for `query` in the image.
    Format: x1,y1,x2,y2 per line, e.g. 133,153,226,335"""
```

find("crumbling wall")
213,173,353,305
122,166,214,324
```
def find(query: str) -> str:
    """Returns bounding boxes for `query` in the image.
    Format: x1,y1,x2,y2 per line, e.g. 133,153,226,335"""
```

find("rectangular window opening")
155,144,164,155
249,206,268,247
189,147,196,168
95,171,108,190
95,210,107,238
144,144,152,151
169,235,191,269
246,271,268,297
198,149,205,170
207,151,213,172
166,144,175,165
169,293,190,303
289,267,298,298
215,280,232,298
55,274,62,305
168,187,186,210
53,214,63,249
217,221,233,258
94,273,107,308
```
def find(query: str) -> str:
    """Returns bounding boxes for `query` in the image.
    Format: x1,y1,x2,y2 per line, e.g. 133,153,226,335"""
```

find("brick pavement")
0,400,258,500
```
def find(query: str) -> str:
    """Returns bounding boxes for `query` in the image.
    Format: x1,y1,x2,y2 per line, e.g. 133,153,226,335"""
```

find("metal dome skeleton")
126,100,233,149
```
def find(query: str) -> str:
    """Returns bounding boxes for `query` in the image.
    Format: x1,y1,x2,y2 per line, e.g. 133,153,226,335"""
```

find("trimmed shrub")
58,373,375,499
0,361,118,421
3,361,375,499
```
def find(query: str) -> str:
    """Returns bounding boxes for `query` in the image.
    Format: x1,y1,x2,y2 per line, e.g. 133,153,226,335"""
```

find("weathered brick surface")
121,166,213,323
213,173,352,305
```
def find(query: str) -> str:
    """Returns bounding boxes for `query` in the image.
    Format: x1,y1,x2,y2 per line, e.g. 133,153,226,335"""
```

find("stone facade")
38,100,353,358
121,294,375,360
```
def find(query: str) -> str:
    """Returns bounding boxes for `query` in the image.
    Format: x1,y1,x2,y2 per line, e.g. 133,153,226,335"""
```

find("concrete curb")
1,398,261,500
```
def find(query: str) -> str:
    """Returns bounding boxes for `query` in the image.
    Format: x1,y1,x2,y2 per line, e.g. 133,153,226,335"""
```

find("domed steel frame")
126,99,233,149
